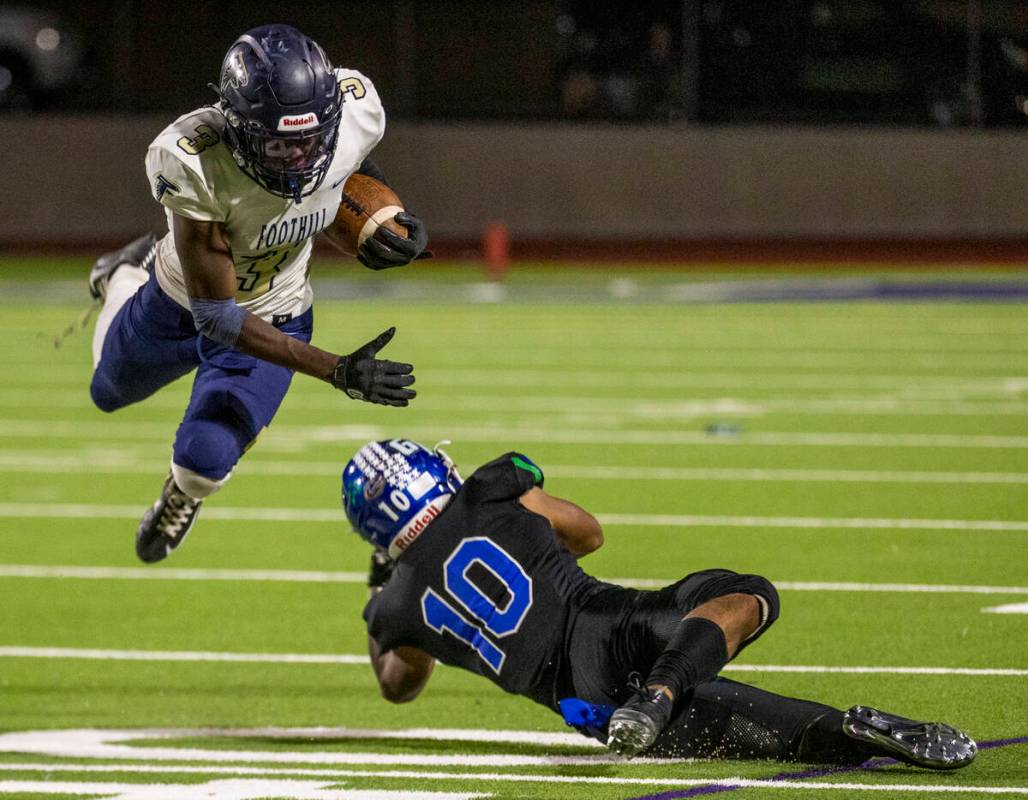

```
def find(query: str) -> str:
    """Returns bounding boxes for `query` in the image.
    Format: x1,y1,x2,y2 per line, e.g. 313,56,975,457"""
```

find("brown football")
325,172,407,255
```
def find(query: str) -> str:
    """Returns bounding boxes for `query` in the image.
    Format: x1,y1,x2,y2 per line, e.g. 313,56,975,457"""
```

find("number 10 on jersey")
420,537,533,674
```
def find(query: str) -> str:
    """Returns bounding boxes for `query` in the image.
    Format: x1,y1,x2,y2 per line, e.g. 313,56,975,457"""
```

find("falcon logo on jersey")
153,174,180,201
277,113,319,131
221,50,249,91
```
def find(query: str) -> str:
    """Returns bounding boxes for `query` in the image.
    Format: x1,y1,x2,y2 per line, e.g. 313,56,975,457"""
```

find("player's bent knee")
173,419,247,484
89,372,126,413
746,575,780,632
695,572,780,635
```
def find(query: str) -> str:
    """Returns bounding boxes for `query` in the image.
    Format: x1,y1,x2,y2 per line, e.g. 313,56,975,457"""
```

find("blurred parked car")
0,6,84,110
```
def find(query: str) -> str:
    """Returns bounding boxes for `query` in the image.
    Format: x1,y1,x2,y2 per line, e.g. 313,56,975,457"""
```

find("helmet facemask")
223,103,341,203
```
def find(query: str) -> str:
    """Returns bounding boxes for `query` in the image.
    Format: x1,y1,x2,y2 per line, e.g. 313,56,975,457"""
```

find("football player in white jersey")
87,24,427,563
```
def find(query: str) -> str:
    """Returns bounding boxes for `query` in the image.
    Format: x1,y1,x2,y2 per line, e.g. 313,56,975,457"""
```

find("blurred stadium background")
1,2,1026,800
4,0,1028,258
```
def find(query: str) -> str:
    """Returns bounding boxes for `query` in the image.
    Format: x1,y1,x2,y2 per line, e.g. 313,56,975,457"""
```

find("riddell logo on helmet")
388,496,451,558
277,113,319,131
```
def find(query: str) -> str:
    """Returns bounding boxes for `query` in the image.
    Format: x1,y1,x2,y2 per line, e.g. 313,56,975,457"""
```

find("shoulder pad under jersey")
145,107,230,222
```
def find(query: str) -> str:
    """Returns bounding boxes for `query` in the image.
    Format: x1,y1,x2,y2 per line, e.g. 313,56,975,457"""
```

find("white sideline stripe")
4,565,1028,597
1,647,1024,676
3,451,1028,485
2,419,1028,449
0,769,1026,796
1,502,1026,532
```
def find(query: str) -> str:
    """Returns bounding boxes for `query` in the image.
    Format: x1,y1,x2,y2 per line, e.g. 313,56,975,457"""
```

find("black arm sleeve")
356,157,389,185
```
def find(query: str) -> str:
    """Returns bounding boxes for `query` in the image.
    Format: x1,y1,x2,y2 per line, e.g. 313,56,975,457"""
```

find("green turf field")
0,260,1025,799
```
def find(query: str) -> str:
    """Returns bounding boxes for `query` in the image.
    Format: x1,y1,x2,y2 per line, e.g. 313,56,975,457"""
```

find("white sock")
171,461,231,500
91,265,149,367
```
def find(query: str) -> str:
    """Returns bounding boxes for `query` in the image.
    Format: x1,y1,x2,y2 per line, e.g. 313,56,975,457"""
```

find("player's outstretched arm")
519,487,604,558
368,637,435,704
173,214,415,406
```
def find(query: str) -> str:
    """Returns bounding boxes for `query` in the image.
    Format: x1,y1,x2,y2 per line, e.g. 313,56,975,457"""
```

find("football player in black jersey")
342,439,977,769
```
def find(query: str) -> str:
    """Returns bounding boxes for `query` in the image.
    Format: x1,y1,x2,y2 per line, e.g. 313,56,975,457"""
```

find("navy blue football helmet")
212,24,342,203
342,439,462,558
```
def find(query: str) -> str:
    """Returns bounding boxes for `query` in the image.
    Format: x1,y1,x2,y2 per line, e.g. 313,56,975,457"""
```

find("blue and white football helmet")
342,439,462,559
212,24,342,203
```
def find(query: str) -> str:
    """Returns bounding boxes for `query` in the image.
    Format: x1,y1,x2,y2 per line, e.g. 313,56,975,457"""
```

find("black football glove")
332,327,415,406
357,211,430,270
368,548,395,592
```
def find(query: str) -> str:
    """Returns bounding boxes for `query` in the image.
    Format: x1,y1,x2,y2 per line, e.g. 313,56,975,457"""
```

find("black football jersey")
364,452,609,710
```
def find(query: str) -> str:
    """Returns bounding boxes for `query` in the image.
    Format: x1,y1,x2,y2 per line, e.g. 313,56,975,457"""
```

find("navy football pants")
90,271,313,480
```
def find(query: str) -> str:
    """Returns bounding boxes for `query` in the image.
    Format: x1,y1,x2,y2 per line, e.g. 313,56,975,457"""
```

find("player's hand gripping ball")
331,173,428,269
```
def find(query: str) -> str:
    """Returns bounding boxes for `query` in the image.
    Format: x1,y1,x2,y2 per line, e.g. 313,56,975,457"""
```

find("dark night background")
4,0,1028,127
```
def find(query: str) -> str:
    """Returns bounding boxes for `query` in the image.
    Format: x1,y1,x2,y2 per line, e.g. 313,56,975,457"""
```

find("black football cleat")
607,673,675,758
89,233,157,301
843,705,977,770
136,472,202,563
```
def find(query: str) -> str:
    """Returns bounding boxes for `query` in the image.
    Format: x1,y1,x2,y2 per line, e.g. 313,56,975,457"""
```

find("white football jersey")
144,68,385,322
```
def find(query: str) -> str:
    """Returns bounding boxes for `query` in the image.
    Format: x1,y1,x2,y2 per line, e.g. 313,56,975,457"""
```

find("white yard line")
0,780,485,799
550,465,1028,484
721,664,1028,677
982,603,1028,614
0,565,369,583
2,451,1027,484
2,420,1028,448
1,647,1024,676
596,514,1028,531
0,727,624,768
1,502,1026,531
0,763,715,789
18,368,1028,391
3,565,1027,597
4,390,1028,417
1,728,1026,790
0,765,1026,795
0,647,368,664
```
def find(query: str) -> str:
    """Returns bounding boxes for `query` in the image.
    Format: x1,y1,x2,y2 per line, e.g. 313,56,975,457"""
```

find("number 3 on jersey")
421,537,533,674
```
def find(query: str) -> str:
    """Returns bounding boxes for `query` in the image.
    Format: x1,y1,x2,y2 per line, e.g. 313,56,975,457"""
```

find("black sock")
645,616,729,701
